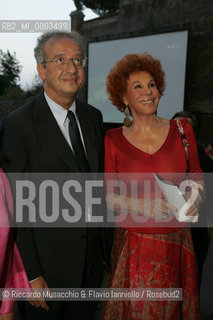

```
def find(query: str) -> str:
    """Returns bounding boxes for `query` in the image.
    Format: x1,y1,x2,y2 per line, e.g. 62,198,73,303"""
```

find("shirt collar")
44,91,76,126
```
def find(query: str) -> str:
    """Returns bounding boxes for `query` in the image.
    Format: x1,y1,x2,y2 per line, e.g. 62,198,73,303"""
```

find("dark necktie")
67,110,90,172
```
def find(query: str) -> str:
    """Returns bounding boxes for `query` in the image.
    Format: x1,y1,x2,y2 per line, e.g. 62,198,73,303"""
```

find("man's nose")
65,59,78,73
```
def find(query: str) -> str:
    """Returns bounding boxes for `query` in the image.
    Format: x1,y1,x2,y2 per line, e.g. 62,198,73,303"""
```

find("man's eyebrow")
50,53,83,59
51,53,65,59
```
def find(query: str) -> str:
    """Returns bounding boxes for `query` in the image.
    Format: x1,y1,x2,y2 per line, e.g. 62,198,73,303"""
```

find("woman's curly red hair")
106,53,166,112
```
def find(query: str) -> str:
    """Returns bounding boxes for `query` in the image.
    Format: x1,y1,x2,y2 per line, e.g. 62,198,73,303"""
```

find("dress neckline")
120,120,172,156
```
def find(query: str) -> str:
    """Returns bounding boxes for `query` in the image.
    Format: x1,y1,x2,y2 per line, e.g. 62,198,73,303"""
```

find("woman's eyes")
134,85,142,89
149,83,156,88
133,83,156,89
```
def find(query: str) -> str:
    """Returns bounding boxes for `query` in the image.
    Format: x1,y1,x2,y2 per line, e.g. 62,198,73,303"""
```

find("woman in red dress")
101,53,204,319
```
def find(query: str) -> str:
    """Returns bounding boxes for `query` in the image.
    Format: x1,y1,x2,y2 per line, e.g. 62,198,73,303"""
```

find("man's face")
37,37,84,107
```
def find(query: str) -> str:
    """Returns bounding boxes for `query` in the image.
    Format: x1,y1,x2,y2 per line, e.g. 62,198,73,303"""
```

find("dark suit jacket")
0,91,105,288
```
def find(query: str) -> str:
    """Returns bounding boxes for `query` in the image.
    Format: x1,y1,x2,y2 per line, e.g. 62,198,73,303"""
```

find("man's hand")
0,312,14,320
29,276,49,311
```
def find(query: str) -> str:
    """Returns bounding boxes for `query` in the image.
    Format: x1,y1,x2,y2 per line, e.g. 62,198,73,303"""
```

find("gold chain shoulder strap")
176,120,205,201
176,119,190,163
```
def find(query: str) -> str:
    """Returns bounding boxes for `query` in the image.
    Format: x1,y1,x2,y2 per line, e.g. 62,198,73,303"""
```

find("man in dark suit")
0,31,105,320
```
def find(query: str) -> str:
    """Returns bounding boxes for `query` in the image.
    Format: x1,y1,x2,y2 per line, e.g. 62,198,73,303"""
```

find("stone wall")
71,0,213,145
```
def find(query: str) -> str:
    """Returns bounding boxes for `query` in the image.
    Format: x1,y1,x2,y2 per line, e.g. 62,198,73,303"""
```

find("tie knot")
67,110,75,120
67,110,76,127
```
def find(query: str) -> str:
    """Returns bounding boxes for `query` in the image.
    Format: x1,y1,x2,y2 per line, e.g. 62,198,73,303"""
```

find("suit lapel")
33,92,81,171
76,101,99,172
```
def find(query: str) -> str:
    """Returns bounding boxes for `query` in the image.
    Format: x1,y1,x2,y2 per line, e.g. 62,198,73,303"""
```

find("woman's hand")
106,193,177,220
184,184,203,223
149,198,177,220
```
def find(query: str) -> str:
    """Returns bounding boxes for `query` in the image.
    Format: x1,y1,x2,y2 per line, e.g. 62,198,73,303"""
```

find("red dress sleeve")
104,130,119,195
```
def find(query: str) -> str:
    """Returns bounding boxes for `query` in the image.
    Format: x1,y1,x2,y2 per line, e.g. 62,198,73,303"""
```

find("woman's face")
123,71,160,117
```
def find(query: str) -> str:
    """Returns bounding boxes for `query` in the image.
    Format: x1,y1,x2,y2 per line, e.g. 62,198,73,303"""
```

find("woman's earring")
124,106,132,127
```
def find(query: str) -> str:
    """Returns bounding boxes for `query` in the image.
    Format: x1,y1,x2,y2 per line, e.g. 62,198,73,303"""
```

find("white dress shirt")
44,91,87,155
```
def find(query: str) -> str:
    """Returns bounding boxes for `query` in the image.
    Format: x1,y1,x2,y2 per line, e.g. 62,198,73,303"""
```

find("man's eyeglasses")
43,56,87,69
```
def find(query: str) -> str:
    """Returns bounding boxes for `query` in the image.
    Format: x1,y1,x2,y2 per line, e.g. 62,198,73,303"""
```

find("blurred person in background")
172,110,213,283
205,141,213,160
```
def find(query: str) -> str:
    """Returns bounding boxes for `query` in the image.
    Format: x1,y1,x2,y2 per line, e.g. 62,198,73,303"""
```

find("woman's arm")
106,192,177,219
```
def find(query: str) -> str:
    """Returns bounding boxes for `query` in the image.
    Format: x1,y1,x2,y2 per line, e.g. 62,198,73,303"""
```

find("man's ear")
37,64,46,81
